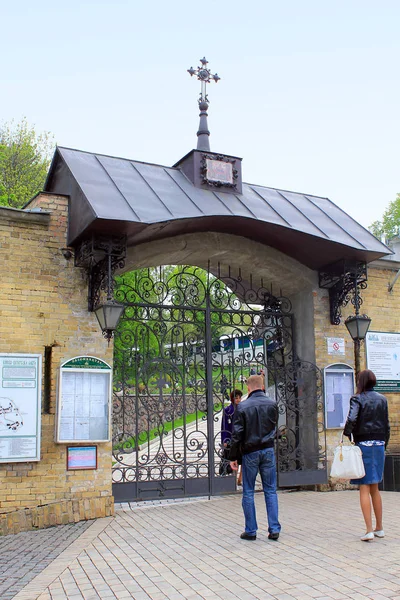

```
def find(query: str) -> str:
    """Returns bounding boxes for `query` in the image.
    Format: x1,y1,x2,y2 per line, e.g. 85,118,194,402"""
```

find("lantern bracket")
74,235,127,312
319,260,368,325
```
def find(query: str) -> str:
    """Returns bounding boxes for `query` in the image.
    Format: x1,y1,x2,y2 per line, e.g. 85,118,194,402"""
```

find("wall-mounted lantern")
344,274,371,380
94,302,125,344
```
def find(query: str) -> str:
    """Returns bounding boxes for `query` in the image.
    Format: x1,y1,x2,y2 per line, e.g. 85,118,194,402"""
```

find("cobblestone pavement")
0,520,93,600
8,490,400,600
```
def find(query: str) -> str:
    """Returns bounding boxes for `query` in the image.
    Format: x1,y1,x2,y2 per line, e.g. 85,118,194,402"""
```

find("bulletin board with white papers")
56,356,112,443
324,363,355,429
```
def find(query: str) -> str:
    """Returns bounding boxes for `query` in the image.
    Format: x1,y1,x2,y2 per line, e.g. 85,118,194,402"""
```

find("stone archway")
122,232,317,297
122,232,319,366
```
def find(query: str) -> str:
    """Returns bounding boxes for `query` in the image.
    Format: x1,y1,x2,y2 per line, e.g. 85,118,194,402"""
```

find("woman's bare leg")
359,484,373,532
370,483,383,531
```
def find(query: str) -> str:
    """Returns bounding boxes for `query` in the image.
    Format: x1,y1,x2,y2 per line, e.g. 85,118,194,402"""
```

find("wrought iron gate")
112,266,326,502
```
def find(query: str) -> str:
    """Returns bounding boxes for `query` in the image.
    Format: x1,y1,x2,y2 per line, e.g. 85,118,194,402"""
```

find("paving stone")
0,520,92,599
5,492,400,600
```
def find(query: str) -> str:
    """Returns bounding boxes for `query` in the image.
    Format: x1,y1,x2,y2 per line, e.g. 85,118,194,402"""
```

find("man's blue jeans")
242,447,281,536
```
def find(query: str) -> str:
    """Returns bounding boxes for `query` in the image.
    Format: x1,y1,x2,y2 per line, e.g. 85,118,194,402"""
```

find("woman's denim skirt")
350,443,385,485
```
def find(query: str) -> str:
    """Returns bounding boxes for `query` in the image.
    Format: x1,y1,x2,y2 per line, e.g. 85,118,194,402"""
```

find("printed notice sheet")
366,331,400,392
0,354,41,462
325,368,355,429
58,370,110,442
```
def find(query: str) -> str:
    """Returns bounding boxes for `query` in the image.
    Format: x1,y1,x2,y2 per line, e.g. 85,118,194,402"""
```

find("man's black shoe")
240,532,256,541
268,532,279,541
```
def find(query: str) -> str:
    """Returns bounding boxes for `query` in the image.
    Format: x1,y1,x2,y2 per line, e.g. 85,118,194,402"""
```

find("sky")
2,0,399,229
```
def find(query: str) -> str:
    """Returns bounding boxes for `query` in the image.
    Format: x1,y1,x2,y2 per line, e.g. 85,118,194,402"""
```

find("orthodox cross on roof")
188,57,220,152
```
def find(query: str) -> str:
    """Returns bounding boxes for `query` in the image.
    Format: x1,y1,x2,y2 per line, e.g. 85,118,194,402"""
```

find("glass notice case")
56,356,112,443
324,363,355,429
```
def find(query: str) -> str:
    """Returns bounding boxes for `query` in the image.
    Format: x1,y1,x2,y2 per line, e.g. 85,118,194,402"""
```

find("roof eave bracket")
319,259,368,325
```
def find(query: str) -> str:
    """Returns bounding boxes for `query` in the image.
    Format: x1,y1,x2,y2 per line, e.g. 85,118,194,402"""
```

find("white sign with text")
0,354,42,463
327,337,345,355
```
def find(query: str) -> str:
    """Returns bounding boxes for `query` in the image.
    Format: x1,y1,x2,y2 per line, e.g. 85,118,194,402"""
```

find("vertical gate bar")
291,314,301,472
181,322,187,496
120,355,126,437
205,288,215,497
230,336,234,391
276,318,289,485
134,327,140,498
263,336,269,395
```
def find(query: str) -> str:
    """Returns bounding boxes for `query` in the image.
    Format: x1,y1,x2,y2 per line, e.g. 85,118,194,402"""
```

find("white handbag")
330,434,366,479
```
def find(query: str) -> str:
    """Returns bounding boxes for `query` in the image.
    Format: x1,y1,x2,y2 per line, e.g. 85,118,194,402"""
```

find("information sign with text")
0,353,42,463
366,331,400,392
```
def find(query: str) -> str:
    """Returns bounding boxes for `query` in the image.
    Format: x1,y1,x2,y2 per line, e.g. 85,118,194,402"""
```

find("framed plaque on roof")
206,159,233,184
56,356,112,443
200,153,239,190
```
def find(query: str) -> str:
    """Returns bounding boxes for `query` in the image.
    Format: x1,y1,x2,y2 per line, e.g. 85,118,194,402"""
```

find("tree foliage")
0,118,54,208
370,193,400,241
112,265,234,389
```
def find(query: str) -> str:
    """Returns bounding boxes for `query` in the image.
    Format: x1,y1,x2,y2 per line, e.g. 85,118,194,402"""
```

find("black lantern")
345,314,371,380
344,314,371,342
92,239,125,344
94,302,125,344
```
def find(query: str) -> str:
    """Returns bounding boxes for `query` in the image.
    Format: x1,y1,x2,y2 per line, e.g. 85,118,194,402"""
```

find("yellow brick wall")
0,194,114,534
314,265,400,466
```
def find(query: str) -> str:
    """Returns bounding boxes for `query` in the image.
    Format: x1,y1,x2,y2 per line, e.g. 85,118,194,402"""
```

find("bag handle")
338,432,355,462
339,432,355,446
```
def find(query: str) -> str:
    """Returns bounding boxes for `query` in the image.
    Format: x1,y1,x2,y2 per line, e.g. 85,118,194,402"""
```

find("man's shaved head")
246,375,263,391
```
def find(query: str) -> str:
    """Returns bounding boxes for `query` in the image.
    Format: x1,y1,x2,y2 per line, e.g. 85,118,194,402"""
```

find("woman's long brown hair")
356,369,377,394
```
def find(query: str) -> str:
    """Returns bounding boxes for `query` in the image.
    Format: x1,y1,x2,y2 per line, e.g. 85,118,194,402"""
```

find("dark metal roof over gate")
44,146,390,270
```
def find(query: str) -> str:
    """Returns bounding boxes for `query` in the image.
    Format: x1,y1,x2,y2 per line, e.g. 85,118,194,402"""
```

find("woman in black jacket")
344,369,390,542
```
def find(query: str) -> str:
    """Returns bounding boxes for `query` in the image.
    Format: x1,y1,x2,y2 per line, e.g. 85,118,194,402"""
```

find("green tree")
370,193,400,241
112,265,247,391
0,118,54,208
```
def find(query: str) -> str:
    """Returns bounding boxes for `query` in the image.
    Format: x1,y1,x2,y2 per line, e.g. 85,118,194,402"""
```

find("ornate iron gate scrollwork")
111,266,327,502
272,359,326,486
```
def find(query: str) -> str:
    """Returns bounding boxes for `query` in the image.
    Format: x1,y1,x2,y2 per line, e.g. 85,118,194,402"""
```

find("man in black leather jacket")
229,374,281,541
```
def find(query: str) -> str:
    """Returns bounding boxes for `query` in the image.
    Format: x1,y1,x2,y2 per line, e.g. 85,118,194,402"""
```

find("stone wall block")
0,196,113,534
315,264,400,486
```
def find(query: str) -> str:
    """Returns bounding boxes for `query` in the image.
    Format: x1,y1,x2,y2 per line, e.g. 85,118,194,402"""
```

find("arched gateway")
110,261,324,501
42,60,389,502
